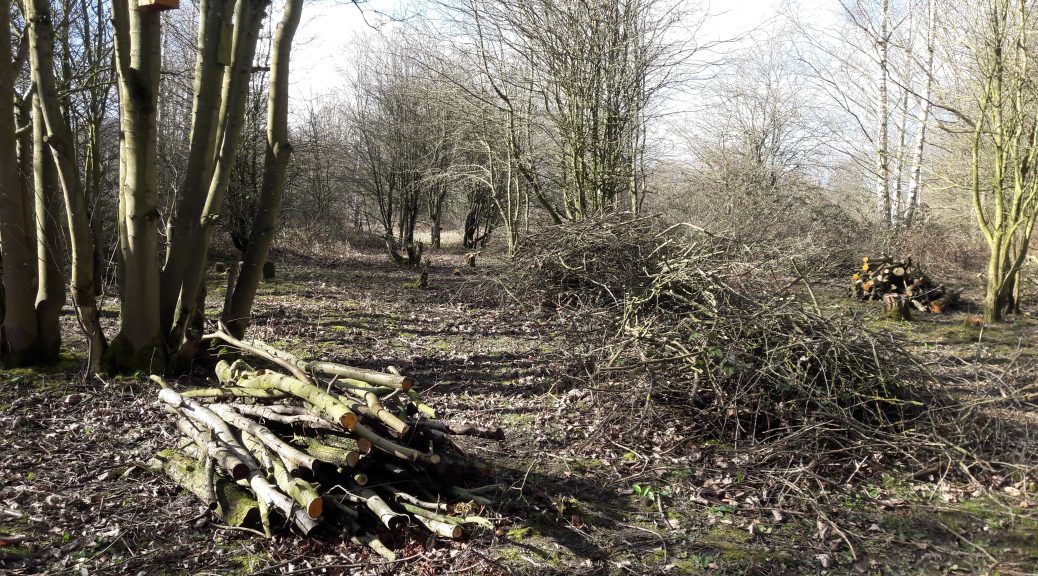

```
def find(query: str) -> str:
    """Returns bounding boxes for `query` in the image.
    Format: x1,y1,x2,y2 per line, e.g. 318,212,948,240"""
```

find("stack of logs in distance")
151,330,504,560
850,255,959,320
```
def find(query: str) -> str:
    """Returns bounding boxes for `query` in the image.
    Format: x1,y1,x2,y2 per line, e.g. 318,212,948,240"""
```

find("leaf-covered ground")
1,250,1037,575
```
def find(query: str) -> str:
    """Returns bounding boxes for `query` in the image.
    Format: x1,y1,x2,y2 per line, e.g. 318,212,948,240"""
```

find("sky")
287,0,841,104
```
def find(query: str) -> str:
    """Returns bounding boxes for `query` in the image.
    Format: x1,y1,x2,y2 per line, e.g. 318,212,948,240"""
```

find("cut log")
209,404,323,478
354,423,440,464
175,418,250,481
352,486,407,530
929,288,960,314
182,387,289,400
883,294,911,321
406,389,437,419
322,433,372,455
295,436,361,468
412,420,505,441
160,389,254,479
214,360,358,430
153,449,259,527
311,361,413,391
155,337,498,544
270,451,323,519
230,403,340,431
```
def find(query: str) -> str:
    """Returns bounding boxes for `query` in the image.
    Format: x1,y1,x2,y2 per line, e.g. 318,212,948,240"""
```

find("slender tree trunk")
224,0,302,338
32,97,65,361
109,0,164,370
16,101,35,251
429,185,445,249
0,0,41,365
160,0,235,335
27,0,107,370
170,0,269,353
875,0,892,227
904,0,936,228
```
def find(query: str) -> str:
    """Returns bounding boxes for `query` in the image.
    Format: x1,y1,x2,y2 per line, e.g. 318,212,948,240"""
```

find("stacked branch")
850,255,960,316
507,214,935,480
152,334,503,556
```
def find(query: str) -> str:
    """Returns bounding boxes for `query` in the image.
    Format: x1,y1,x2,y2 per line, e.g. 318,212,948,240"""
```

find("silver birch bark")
904,0,936,228
875,0,892,227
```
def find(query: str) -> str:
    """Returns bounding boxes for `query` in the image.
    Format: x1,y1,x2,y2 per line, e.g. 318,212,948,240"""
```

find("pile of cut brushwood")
510,215,932,472
850,255,959,320
151,328,504,559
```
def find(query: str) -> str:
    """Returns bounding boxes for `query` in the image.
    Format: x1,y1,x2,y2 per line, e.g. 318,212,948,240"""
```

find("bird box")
138,0,180,12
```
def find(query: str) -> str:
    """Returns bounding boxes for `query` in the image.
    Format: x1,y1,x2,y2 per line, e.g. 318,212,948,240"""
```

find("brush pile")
850,255,959,318
509,215,931,470
151,329,503,559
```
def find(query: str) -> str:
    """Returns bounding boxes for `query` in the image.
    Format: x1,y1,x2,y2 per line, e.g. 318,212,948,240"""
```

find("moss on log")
155,449,259,527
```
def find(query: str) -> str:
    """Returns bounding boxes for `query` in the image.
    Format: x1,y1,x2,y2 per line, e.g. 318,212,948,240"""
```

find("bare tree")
26,0,109,369
794,0,939,228
108,0,164,369
960,0,1038,321
224,0,303,337
0,0,40,365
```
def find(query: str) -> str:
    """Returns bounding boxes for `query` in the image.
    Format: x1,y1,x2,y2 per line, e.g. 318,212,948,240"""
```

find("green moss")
644,547,667,564
234,553,270,572
694,526,769,564
102,332,167,374
567,458,603,474
670,554,716,575
508,526,534,540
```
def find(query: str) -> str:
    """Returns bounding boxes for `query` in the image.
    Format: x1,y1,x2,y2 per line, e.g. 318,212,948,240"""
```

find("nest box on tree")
138,0,180,11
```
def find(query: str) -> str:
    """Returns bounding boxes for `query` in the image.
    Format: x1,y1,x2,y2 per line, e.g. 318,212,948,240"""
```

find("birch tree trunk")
875,0,892,228
109,0,164,370
904,0,936,228
26,0,108,370
0,0,41,365
224,0,303,338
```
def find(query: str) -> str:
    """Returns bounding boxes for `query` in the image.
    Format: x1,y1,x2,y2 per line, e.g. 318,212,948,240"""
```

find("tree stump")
883,294,911,321
406,242,424,267
465,253,477,268
263,260,276,281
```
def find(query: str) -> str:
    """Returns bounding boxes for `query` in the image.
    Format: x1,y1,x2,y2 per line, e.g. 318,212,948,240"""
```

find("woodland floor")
2,249,1038,575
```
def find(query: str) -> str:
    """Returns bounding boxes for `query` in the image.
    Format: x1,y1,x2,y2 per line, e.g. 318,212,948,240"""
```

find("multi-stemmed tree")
0,0,304,370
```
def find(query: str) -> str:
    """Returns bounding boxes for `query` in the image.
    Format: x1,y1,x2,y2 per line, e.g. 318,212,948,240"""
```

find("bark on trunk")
27,0,108,369
224,0,301,338
0,0,41,365
904,0,936,228
154,448,260,527
160,0,235,334
32,96,65,361
110,0,164,370
170,0,268,352
875,0,892,227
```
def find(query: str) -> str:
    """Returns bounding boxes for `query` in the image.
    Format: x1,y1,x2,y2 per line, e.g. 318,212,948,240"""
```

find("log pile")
151,329,503,559
850,255,959,317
